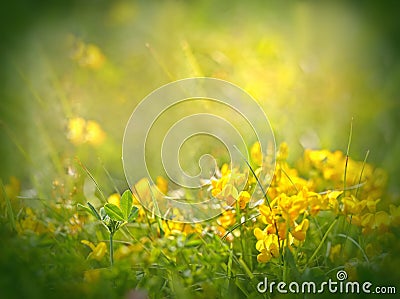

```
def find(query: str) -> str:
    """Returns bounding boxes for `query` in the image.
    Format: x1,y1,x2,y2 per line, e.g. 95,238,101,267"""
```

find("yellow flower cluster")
210,163,249,209
253,142,399,263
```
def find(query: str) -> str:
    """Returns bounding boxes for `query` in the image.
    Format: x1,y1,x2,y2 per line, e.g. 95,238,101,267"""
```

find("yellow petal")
89,242,107,261
257,249,272,263
81,239,96,251
156,176,168,194
254,227,264,240
250,142,263,166
256,239,266,251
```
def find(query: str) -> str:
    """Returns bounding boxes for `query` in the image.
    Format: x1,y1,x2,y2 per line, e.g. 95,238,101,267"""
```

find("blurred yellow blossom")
162,221,202,236
67,117,106,146
3,176,21,200
250,141,263,166
156,176,168,194
237,190,250,209
218,210,236,228
16,208,48,235
85,120,106,146
329,244,342,262
390,204,400,226
81,240,107,261
70,36,105,69
107,193,121,208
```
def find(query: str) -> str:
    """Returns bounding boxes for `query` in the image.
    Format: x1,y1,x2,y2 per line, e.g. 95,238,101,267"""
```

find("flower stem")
109,232,114,266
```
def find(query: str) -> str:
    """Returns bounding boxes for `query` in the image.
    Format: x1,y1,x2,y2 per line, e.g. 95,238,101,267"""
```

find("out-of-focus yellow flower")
85,120,106,146
329,244,342,262
70,36,105,69
162,220,202,236
344,261,358,281
81,240,107,261
107,193,121,207
218,210,236,228
16,208,47,235
250,142,263,166
366,198,380,213
67,117,86,145
238,191,250,209
342,195,364,215
156,176,168,194
365,243,382,259
211,164,231,198
361,211,390,233
114,244,142,260
221,163,230,176
277,142,289,161
84,269,102,283
390,204,400,226
108,1,136,25
3,176,20,200
67,117,106,146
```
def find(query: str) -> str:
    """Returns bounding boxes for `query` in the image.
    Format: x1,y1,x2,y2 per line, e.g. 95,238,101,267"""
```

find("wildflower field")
1,1,400,298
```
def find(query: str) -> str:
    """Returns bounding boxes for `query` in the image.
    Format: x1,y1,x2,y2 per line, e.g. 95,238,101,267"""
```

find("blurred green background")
0,0,399,195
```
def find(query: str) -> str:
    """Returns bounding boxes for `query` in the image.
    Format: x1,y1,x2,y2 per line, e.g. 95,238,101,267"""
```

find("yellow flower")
81,240,107,261
258,204,275,224
218,210,236,228
211,165,231,198
16,208,47,235
366,198,380,213
323,190,342,214
250,142,263,166
329,244,342,262
342,196,363,215
221,163,230,176
257,248,272,263
85,120,106,146
162,219,202,236
291,218,309,241
156,176,168,194
67,117,86,145
3,176,20,200
84,269,102,283
254,228,280,263
365,243,381,259
277,142,289,160
361,211,390,233
238,191,251,209
390,205,400,226
70,37,105,69
107,193,121,207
